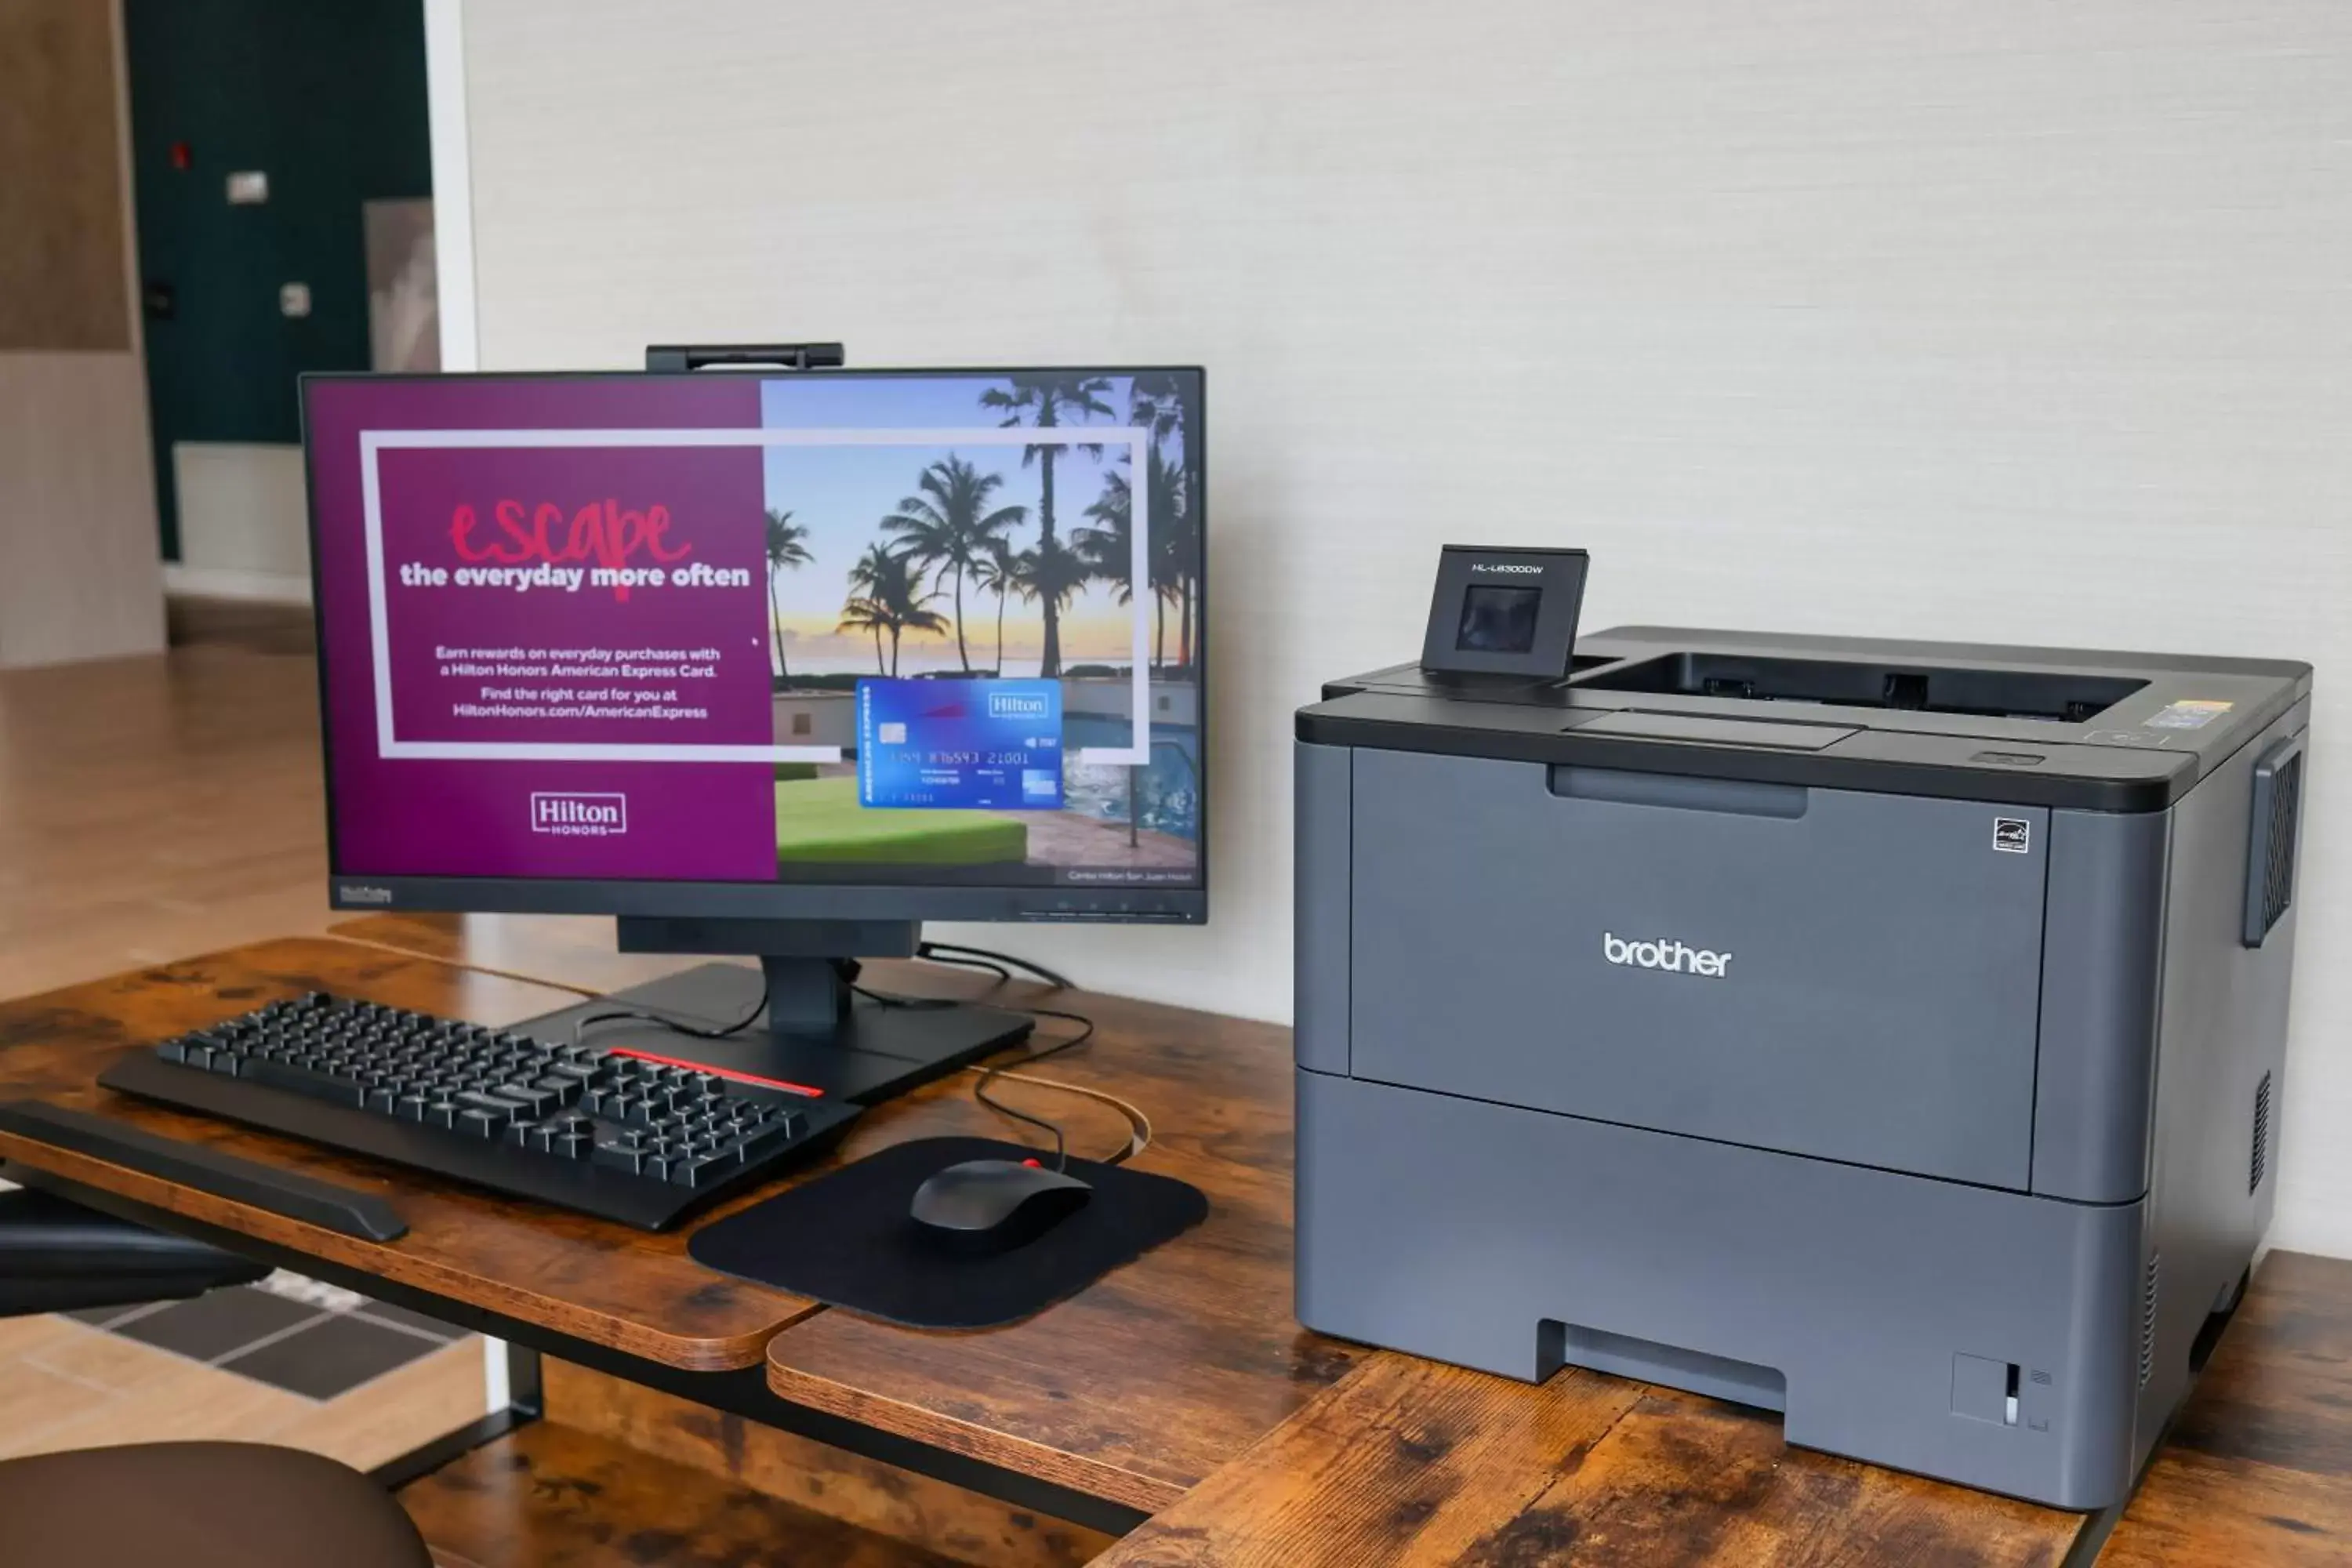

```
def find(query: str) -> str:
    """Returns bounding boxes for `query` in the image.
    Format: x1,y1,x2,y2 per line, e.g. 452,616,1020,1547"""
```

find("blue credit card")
856,678,1064,810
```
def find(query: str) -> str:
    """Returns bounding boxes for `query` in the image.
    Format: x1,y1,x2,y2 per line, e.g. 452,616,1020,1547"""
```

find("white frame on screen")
358,423,1156,765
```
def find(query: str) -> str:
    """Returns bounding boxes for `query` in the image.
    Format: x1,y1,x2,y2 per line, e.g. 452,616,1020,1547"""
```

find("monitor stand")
517,917,1035,1107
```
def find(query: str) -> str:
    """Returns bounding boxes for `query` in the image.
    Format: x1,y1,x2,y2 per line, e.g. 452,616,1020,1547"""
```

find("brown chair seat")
0,1442,431,1568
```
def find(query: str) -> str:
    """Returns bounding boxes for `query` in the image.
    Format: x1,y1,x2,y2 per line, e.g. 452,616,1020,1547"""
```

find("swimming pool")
1062,715,1201,840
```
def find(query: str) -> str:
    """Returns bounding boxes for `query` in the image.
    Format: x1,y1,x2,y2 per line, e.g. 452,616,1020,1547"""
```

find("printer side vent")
2251,1072,2274,1195
2138,1251,2161,1390
2245,742,2304,946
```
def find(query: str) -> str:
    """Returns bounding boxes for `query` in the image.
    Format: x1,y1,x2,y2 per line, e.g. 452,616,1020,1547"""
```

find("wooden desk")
5,915,2346,1564
333,913,1358,1513
0,935,818,1370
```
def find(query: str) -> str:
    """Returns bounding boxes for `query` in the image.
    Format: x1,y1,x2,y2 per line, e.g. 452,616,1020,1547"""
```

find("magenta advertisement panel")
308,377,779,881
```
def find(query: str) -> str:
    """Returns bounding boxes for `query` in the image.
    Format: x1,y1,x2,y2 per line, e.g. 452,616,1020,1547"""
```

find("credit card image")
856,678,1065,810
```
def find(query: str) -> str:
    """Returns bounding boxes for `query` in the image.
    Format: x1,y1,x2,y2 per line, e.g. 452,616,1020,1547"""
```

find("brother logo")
1471,562,1544,575
338,884,394,906
987,692,1051,718
1602,931,1732,978
532,791,627,837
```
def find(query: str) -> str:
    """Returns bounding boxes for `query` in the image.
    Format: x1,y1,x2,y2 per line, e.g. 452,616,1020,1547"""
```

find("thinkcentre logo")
532,791,626,837
1603,932,1732,978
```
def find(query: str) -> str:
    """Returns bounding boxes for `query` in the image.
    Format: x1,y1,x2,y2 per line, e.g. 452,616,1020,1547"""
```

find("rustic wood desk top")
18,914,2345,1563
0,935,823,1370
333,912,1353,1515
1092,1249,2352,1566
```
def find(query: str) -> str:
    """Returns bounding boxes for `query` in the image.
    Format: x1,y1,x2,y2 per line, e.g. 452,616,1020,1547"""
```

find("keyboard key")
591,1134,646,1174
735,1121,800,1160
671,1153,730,1187
458,1107,507,1138
240,1057,365,1106
496,1083,559,1117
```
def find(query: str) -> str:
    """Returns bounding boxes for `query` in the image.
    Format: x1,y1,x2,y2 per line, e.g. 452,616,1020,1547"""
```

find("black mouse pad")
687,1136,1209,1330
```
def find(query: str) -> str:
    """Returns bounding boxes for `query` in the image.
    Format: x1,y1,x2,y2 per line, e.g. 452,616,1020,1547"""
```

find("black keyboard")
97,993,859,1231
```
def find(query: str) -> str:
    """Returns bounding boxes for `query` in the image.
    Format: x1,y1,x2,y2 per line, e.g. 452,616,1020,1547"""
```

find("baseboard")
162,564,313,604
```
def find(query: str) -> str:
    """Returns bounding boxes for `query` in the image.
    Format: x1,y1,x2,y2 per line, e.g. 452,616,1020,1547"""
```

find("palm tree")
978,374,1114,676
1008,536,1089,677
1164,490,1203,672
837,543,946,678
763,510,812,679
1121,375,1201,672
835,596,891,674
837,544,896,674
1126,371,1189,448
1076,447,1185,669
880,456,1025,674
969,536,1018,675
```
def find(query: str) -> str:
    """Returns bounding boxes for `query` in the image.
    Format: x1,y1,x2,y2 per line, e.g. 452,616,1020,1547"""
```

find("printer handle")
1549,766,1808,820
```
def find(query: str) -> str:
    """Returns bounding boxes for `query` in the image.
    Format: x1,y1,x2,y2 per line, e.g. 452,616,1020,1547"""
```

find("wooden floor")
402,1422,967,1568
0,642,337,999
0,1306,483,1472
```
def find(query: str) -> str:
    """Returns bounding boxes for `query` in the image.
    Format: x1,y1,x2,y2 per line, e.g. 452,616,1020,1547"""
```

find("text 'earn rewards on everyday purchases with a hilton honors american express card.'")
856,679,1065,810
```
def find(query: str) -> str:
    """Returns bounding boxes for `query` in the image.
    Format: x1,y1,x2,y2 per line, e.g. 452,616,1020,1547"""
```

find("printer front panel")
1294,1067,2146,1510
1345,746,2049,1189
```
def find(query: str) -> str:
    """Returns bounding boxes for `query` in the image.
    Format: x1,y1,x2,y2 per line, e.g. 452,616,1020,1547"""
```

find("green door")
123,0,430,558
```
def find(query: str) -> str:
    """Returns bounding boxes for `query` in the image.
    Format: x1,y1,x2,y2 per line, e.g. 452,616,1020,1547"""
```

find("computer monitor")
300,366,1207,1102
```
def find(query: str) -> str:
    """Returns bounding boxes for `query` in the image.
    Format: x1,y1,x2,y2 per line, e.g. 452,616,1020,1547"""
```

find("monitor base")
517,960,1035,1107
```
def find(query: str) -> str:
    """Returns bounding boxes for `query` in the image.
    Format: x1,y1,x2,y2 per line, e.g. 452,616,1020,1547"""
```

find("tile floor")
1,1269,487,1470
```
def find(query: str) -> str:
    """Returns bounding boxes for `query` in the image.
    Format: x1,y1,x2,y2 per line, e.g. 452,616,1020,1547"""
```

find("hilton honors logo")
532,791,627,837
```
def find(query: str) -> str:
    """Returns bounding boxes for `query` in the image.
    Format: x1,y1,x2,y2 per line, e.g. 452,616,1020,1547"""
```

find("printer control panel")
1419,545,1588,679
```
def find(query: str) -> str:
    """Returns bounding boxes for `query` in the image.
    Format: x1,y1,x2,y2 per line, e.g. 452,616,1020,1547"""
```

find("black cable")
971,1006,1098,1171
849,983,958,1011
571,979,773,1048
915,950,1014,985
917,941,1072,991
854,985,1101,1171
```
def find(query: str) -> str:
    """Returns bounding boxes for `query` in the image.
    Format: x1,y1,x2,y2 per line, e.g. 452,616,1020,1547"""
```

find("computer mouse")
909,1158,1092,1255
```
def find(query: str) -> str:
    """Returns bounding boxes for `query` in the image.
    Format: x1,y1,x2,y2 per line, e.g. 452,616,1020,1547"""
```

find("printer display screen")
1457,585,1544,654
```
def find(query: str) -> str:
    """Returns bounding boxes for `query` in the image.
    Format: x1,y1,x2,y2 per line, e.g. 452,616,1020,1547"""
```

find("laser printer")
1292,545,2310,1508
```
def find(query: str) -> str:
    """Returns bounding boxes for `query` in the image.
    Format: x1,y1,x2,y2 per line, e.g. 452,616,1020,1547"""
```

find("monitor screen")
302,368,1205,923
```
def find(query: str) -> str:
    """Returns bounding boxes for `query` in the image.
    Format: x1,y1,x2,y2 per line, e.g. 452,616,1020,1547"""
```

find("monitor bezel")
300,365,1208,927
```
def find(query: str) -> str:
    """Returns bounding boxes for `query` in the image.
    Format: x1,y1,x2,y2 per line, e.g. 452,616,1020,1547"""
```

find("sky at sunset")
758,375,1163,673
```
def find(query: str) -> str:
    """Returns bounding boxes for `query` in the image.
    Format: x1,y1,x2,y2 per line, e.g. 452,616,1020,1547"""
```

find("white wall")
0,353,165,666
451,0,2352,1253
166,442,313,602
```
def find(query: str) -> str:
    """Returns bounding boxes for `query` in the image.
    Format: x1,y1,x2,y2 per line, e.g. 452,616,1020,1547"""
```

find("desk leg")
503,1339,544,1417
366,1339,546,1491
